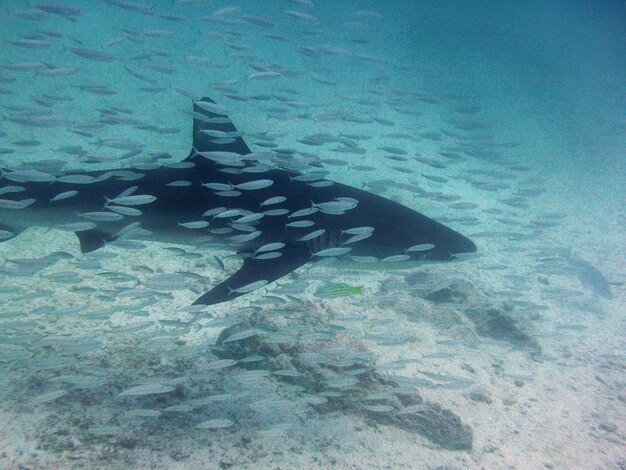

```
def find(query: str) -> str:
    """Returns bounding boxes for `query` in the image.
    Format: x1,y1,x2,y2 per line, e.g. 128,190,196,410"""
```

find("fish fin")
186,97,251,163
76,230,113,253
193,247,310,306
0,223,22,242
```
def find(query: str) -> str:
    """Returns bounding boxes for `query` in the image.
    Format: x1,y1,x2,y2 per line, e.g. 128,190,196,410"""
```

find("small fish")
57,222,97,232
56,175,96,184
255,242,285,253
261,196,286,206
108,205,142,216
285,10,320,24
32,389,67,403
248,71,281,80
253,252,282,260
164,405,194,413
344,233,373,244
215,190,241,197
297,229,325,242
202,207,227,217
195,418,234,429
67,48,114,62
214,256,225,270
4,170,55,183
229,279,268,294
0,198,36,209
96,138,144,151
289,207,318,218
235,179,273,190
286,220,315,228
381,254,411,262
315,283,363,299
407,243,436,252
314,199,358,213
165,180,192,188
105,195,156,206
342,226,374,235
363,405,393,413
273,369,300,377
8,39,50,49
235,213,264,225
50,190,79,203
194,100,228,115
223,329,259,343
0,186,26,195
202,182,233,191
118,383,175,397
78,211,124,222
35,3,82,16
201,129,230,138
263,208,290,216
115,186,138,198
179,221,210,229
204,359,237,370
216,209,247,218
379,146,407,155
126,408,161,418
312,247,351,257
349,255,378,263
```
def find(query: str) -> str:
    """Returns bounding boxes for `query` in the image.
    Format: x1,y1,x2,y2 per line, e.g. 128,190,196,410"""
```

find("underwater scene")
0,1,624,468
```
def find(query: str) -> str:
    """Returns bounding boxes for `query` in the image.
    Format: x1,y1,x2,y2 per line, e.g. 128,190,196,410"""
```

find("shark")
0,97,477,305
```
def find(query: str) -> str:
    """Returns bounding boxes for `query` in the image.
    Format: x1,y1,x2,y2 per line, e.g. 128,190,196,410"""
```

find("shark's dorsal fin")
193,247,310,306
187,97,251,163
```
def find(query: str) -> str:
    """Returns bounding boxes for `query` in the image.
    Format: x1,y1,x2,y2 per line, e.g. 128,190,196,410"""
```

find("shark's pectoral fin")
76,230,114,253
193,247,310,306
0,223,22,243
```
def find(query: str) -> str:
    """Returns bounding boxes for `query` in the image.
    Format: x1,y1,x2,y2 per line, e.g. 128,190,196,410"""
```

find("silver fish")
78,211,124,222
50,190,79,202
0,198,36,209
67,48,114,62
255,242,285,253
105,195,156,206
235,179,273,190
312,247,351,257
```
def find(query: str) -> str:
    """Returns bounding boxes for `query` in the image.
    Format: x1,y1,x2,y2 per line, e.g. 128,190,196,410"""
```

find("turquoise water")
0,1,624,468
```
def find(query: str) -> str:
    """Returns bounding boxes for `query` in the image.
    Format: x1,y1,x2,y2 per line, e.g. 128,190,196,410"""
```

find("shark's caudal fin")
187,97,251,160
193,247,310,306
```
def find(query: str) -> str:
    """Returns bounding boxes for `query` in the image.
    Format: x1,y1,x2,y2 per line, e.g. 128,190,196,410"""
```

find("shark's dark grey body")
0,97,476,305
